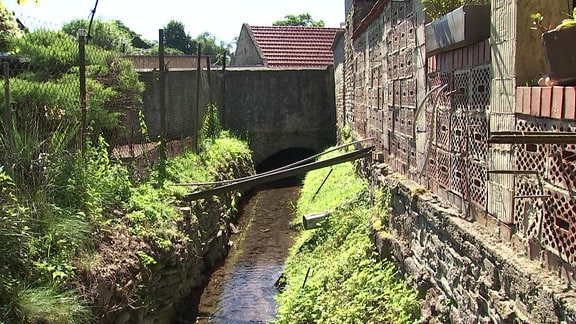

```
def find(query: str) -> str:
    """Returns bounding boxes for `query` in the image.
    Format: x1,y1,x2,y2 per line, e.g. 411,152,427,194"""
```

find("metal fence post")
195,44,202,152
158,29,167,181
221,50,226,126
3,61,11,144
78,28,87,153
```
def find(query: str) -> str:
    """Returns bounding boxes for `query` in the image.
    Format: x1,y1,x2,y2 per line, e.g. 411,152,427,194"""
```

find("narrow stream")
192,184,300,323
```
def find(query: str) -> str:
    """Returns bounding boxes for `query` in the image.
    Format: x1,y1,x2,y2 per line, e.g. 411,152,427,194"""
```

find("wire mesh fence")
1,12,223,182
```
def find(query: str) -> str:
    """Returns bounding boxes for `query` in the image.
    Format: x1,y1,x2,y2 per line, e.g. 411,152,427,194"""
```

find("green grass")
11,286,93,323
275,148,420,323
0,128,254,322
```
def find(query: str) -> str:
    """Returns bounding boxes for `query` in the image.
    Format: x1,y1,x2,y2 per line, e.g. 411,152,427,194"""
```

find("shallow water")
193,185,300,323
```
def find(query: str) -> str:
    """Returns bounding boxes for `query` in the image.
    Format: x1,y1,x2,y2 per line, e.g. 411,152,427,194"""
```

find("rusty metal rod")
487,170,540,175
488,132,576,144
182,146,373,201
514,195,549,199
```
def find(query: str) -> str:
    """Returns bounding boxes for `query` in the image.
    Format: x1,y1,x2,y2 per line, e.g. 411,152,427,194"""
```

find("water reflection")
193,186,300,324
211,263,283,323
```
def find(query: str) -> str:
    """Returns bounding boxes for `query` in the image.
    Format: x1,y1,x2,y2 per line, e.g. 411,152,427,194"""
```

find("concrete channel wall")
341,0,576,321
132,67,336,166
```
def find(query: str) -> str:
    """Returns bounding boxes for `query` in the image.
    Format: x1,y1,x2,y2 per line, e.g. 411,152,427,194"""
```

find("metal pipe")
418,83,449,178
173,137,375,187
182,146,373,201
312,168,333,201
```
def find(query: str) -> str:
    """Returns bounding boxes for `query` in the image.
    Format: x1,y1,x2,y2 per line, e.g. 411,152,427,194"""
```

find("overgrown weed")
275,148,420,323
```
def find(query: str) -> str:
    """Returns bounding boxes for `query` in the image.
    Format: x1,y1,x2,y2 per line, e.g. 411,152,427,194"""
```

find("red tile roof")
248,25,343,68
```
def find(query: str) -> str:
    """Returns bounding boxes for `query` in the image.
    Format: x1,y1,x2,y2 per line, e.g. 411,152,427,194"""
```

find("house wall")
341,0,576,321
230,25,265,67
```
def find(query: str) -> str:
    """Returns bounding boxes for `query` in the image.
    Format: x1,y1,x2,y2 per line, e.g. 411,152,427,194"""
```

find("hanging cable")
86,0,99,43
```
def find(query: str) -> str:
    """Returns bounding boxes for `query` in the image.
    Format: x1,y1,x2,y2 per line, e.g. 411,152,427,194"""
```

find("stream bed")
191,184,300,323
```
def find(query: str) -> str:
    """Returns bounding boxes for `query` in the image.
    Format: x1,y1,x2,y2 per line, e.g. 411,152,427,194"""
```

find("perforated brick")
406,17,415,48
387,81,394,106
470,65,491,111
398,53,406,79
436,109,451,150
426,146,437,180
468,112,488,162
515,118,548,176
453,70,470,110
547,143,576,190
398,20,407,51
450,153,467,198
468,159,487,208
450,110,467,153
387,106,395,133
388,131,397,162
513,176,543,239
394,1,406,22
402,78,416,107
542,188,576,264
408,139,417,170
427,72,453,108
404,108,415,139
394,79,401,106
436,147,450,188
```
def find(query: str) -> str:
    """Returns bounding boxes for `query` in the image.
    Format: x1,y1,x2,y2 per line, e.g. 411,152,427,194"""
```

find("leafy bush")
4,29,144,148
423,0,487,21
0,169,31,310
275,152,420,323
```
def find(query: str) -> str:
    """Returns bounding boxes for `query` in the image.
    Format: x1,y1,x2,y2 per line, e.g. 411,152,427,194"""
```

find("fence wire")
1,13,221,181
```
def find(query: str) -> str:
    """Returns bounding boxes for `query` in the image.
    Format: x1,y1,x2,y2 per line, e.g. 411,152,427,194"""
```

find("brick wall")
342,0,576,321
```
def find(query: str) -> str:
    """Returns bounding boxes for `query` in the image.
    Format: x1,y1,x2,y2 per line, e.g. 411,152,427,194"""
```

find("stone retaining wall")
369,163,576,323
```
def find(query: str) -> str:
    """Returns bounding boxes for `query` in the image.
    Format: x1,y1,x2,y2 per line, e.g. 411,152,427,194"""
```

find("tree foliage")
164,20,195,54
6,29,144,147
162,20,231,64
62,19,153,54
0,2,23,52
273,13,325,27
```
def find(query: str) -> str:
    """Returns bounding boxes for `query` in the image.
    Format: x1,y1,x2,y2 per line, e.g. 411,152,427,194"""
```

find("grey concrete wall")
134,69,223,144
224,67,337,165
133,67,336,166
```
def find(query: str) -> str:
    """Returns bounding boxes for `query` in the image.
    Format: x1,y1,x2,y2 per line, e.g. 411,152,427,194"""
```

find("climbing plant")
200,102,222,142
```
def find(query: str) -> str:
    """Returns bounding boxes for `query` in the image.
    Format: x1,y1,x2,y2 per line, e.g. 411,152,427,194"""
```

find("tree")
112,20,154,50
273,13,325,27
194,32,232,64
0,2,23,52
164,20,195,54
61,19,150,54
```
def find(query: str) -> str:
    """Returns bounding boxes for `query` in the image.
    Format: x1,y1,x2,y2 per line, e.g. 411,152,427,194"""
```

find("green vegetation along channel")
189,147,421,323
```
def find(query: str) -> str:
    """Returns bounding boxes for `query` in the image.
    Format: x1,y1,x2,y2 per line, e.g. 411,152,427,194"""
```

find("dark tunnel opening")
255,147,317,188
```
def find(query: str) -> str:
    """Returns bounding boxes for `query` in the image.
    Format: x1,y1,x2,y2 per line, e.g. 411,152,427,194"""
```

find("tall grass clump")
275,149,420,323
0,26,141,321
11,286,93,323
